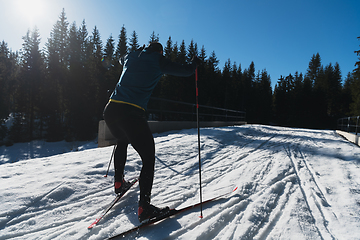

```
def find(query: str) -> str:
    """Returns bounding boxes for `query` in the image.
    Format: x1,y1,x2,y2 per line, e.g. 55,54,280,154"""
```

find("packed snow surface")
1,125,360,240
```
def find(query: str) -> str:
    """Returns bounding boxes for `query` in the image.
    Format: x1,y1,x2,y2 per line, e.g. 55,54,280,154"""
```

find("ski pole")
195,67,203,218
104,144,117,177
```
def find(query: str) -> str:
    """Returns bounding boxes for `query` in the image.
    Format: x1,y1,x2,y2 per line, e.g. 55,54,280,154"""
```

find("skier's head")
146,42,163,54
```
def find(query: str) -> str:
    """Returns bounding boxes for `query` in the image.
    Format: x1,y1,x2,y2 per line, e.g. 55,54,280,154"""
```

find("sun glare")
15,0,46,26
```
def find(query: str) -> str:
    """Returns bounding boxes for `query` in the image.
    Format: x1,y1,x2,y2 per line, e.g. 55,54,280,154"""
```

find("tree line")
0,9,360,145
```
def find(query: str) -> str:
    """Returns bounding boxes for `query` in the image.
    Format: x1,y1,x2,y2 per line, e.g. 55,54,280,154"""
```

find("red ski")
108,186,238,239
88,178,138,229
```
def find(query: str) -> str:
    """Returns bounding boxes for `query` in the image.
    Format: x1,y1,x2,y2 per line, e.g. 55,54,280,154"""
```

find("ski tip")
233,187,238,192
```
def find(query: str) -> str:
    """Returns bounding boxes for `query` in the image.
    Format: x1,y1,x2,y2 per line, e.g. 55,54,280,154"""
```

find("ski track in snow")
1,125,360,240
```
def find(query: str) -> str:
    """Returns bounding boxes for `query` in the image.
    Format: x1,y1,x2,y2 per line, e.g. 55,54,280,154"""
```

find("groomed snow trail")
0,125,360,240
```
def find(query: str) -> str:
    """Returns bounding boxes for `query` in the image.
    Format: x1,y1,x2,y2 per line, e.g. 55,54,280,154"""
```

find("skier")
103,42,199,223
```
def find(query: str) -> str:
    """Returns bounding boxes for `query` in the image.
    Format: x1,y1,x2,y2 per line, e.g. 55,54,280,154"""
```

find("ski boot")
138,203,170,223
114,179,132,195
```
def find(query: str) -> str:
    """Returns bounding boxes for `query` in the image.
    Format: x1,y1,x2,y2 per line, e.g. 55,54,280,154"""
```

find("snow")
1,124,360,240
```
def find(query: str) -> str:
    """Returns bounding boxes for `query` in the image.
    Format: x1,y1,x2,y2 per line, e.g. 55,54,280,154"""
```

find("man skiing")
103,42,198,223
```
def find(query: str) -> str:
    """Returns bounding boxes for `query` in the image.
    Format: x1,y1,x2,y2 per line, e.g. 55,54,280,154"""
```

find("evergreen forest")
1,9,360,145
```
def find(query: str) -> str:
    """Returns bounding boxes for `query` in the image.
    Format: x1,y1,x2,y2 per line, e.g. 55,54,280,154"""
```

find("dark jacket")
110,48,197,110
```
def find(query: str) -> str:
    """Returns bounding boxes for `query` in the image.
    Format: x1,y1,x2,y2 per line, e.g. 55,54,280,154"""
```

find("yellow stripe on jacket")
109,99,145,111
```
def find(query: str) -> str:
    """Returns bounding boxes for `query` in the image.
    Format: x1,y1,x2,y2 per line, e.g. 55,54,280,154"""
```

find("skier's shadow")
156,156,183,175
125,214,182,239
124,196,238,239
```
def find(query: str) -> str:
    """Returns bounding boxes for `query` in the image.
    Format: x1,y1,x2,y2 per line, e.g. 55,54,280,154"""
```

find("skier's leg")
121,115,155,205
104,102,155,203
103,102,130,182
130,125,155,205
113,140,128,182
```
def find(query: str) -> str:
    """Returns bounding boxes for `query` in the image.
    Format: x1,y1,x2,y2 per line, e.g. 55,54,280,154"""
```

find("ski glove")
191,56,201,67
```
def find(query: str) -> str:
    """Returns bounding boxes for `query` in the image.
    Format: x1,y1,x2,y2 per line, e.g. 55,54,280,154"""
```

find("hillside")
1,125,360,239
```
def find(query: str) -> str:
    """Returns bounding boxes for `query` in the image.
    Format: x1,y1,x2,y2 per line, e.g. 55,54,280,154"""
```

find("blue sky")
1,0,360,89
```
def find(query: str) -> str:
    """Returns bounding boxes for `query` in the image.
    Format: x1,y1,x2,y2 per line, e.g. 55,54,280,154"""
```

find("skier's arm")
159,56,197,77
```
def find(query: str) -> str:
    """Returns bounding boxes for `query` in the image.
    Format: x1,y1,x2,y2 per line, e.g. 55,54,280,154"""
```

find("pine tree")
78,19,89,64
0,41,18,144
45,8,70,141
221,59,232,109
113,25,128,84
115,25,128,59
255,69,272,124
178,40,187,63
305,53,328,128
307,53,322,85
273,75,287,125
164,36,173,59
233,63,243,111
80,25,104,140
181,40,198,103
207,51,219,72
354,36,360,75
241,62,256,121
196,45,208,109
350,36,360,115
103,34,119,99
28,28,45,140
292,71,305,126
66,21,82,141
129,30,139,52
149,31,159,43
187,39,198,61
323,62,342,118
302,75,314,127
0,42,8,143
342,72,353,116
10,27,45,142
103,35,114,69
171,41,179,62
202,51,220,108
69,22,81,70
196,45,207,110
199,45,207,63
47,9,69,66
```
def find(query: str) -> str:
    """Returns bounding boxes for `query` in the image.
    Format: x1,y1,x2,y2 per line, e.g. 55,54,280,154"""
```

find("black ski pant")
103,101,154,205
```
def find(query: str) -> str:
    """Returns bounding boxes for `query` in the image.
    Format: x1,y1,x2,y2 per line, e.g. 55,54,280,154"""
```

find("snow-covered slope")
1,125,360,240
